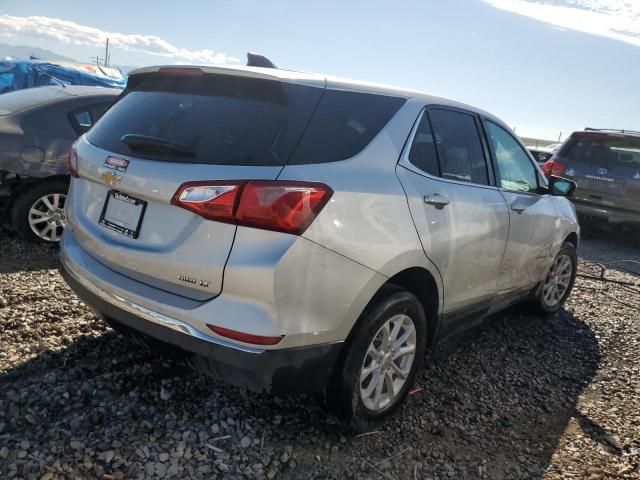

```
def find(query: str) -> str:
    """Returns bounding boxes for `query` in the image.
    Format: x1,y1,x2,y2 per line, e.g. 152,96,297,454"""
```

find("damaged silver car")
0,85,120,242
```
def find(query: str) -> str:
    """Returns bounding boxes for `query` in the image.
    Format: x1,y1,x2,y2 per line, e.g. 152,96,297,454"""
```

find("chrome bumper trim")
60,250,264,354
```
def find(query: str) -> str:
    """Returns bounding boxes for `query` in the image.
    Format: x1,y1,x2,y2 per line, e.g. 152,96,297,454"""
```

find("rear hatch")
557,132,640,213
69,67,325,300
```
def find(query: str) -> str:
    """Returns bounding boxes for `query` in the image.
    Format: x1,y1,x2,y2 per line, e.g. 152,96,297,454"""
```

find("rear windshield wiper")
121,134,195,158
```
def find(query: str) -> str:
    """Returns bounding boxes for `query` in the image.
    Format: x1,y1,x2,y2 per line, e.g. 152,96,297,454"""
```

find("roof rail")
584,127,640,136
246,53,277,69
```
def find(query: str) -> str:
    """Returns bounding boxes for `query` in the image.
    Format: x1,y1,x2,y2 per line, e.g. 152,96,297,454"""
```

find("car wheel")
11,180,69,243
535,242,577,314
325,288,427,432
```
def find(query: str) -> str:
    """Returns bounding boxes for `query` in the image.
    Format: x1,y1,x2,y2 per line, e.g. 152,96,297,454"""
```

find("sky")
1,0,638,141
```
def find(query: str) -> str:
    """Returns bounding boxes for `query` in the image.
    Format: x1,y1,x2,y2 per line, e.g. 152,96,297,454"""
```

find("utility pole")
104,38,109,68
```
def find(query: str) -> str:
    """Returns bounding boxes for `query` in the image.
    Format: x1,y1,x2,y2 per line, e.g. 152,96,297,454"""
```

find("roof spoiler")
246,52,277,69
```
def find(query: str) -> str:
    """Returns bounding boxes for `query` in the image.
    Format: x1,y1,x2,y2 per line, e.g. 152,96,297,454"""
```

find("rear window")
87,73,405,166
288,90,405,164
87,73,324,166
561,134,640,168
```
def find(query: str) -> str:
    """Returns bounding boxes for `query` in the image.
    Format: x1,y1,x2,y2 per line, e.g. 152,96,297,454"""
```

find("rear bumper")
573,200,640,225
60,259,343,395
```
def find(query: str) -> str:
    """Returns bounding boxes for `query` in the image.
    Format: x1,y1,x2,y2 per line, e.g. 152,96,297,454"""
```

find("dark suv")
543,128,640,226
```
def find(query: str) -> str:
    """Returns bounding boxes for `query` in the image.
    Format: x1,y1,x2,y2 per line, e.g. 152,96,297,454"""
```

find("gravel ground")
1,229,639,480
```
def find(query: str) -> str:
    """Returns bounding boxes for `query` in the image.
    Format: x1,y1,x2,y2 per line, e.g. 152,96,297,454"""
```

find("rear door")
67,70,325,300
397,107,509,333
558,133,640,213
484,120,557,293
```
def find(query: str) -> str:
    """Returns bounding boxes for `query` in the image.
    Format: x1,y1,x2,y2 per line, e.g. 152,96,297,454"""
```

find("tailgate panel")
68,137,280,300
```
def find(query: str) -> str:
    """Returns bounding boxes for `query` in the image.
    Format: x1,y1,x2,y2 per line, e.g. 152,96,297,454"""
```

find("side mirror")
548,175,576,197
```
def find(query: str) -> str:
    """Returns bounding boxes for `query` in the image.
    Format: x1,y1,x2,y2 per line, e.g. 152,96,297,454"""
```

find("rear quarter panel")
278,99,444,323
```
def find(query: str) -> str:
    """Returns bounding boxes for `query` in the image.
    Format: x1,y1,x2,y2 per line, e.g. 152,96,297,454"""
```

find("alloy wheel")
28,193,66,242
542,254,573,308
359,314,417,412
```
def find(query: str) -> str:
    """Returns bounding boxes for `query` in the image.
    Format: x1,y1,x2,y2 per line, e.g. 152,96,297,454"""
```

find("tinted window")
486,121,538,193
428,109,489,185
289,90,405,164
69,102,113,135
88,73,324,166
407,112,439,176
562,134,640,168
75,111,92,128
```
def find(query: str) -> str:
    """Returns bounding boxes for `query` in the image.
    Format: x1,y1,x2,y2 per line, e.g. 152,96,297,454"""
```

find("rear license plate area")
99,190,147,239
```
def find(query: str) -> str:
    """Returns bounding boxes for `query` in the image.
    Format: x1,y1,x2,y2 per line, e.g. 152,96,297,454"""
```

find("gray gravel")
1,232,639,479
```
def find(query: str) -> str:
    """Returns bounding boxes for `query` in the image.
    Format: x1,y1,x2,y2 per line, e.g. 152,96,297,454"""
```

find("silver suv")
60,63,579,429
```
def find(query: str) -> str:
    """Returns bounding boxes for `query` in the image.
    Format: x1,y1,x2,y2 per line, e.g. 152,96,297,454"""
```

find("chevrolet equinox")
60,62,579,429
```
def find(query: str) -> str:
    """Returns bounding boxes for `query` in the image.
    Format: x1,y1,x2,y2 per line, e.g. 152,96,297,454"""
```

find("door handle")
511,204,526,214
424,193,450,209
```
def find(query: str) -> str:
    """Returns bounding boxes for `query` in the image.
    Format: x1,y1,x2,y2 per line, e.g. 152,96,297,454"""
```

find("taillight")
235,181,332,235
206,324,283,346
170,181,243,223
158,67,204,76
542,157,566,177
69,143,79,178
171,180,333,235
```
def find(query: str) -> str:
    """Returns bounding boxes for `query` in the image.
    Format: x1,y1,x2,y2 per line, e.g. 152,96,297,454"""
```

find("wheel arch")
563,231,578,249
10,174,70,205
384,267,440,346
345,262,442,349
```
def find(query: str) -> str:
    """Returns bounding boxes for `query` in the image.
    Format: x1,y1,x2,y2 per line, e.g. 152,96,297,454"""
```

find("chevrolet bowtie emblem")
102,171,122,186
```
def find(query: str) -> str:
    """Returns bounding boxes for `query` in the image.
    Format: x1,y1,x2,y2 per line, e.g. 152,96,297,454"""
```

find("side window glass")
75,111,92,128
70,110,93,135
428,109,489,185
486,121,538,193
70,102,112,136
407,112,439,176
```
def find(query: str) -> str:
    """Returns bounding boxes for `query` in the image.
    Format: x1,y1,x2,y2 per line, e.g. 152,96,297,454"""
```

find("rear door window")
406,111,439,176
289,90,405,164
87,73,325,166
427,109,489,185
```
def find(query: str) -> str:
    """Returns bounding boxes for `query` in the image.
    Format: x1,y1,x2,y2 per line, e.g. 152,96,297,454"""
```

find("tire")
534,242,577,315
325,288,428,432
11,179,69,243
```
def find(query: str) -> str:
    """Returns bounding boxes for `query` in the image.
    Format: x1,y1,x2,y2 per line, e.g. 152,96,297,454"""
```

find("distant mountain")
0,43,78,63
